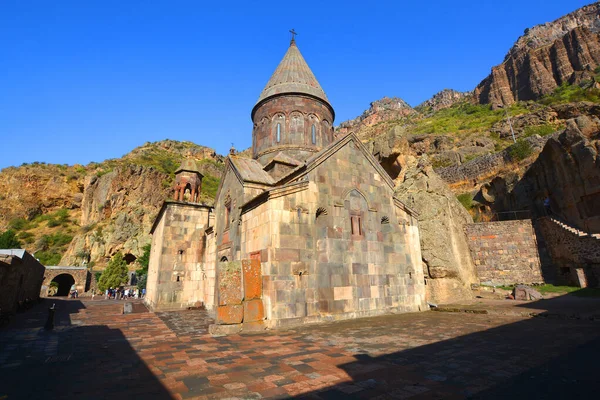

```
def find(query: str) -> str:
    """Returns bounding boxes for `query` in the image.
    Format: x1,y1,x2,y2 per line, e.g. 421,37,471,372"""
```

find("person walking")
544,196,552,216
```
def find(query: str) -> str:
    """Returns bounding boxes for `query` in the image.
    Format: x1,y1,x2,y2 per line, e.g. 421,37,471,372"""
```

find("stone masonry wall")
0,251,45,314
41,267,90,296
465,220,544,285
146,202,214,311
537,217,600,287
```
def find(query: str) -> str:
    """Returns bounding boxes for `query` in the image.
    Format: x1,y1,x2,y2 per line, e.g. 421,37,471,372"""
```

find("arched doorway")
51,274,75,296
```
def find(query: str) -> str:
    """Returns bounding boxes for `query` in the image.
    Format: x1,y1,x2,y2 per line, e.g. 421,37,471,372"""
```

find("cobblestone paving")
1,298,599,399
156,309,214,336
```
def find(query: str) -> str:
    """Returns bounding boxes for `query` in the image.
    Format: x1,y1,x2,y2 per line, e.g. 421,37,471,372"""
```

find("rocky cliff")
475,3,600,106
60,165,169,266
336,97,416,139
395,157,478,303
479,114,600,232
415,89,472,113
0,140,224,269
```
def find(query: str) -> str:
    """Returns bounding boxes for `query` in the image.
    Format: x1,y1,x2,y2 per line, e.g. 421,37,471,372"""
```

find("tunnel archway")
51,274,75,296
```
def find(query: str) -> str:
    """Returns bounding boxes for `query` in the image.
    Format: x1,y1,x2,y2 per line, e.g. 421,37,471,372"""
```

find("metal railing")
490,210,532,221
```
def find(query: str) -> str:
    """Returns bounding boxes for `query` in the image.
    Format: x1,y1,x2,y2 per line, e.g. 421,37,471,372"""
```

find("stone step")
550,218,592,237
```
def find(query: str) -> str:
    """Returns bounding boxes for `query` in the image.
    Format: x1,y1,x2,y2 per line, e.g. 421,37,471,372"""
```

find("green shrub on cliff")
539,82,600,105
523,124,556,137
35,251,62,265
201,175,220,199
0,230,22,249
508,139,533,161
411,102,528,137
456,193,473,210
8,218,31,231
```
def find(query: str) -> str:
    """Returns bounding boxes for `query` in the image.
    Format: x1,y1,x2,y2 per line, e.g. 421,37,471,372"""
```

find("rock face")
475,3,600,106
438,135,549,193
513,284,543,301
0,164,84,224
336,97,416,139
60,165,170,266
395,157,478,303
368,125,498,182
416,89,472,113
486,115,600,232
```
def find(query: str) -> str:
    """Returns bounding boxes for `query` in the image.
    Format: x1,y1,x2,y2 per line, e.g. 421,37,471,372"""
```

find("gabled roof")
264,152,302,169
279,133,396,190
229,157,275,185
255,40,330,108
175,159,203,175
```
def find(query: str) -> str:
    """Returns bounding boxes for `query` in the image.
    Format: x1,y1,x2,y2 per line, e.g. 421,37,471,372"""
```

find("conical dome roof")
175,159,202,175
255,40,330,107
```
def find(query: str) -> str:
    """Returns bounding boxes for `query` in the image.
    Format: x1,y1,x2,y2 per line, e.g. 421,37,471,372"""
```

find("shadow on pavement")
295,292,600,399
0,298,171,400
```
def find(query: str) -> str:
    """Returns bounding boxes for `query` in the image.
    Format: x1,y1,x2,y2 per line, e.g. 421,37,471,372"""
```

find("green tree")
97,252,128,292
0,230,22,249
136,273,147,291
136,244,151,290
137,244,151,271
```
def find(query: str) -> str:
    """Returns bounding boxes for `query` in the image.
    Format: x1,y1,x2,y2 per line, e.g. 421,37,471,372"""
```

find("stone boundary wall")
465,220,544,285
537,217,600,287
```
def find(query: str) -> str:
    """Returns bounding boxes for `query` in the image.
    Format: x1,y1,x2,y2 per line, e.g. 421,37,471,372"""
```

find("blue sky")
0,0,592,169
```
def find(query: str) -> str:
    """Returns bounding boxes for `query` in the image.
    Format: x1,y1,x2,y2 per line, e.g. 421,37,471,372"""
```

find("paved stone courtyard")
1,297,599,399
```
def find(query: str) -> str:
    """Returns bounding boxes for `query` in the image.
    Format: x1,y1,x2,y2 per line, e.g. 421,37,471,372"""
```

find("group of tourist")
104,287,145,300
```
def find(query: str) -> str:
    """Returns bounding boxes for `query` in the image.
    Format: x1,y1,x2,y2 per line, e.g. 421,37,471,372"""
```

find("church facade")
146,38,426,330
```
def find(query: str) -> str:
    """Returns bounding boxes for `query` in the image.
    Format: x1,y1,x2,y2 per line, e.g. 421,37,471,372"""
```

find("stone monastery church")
146,37,426,331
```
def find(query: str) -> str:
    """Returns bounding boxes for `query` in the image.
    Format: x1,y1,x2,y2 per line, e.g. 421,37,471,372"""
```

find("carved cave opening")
123,253,137,265
379,153,403,180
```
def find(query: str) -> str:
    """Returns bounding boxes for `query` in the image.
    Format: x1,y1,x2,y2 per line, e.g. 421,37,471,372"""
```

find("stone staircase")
549,217,600,240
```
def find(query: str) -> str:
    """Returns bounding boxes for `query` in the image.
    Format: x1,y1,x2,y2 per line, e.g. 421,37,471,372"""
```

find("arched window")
311,124,317,144
276,123,281,143
224,195,231,230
